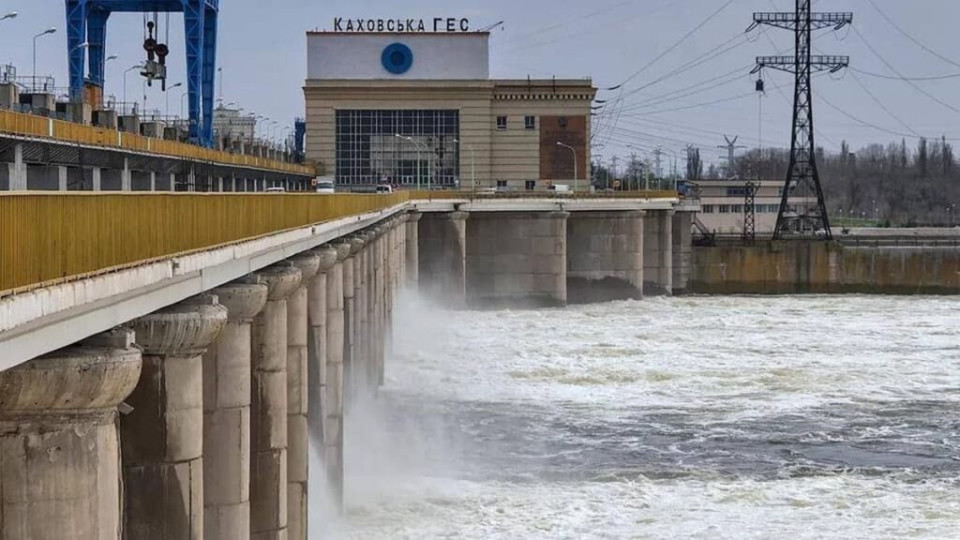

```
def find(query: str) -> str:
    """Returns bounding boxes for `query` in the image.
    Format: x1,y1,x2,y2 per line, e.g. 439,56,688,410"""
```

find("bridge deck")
0,109,312,176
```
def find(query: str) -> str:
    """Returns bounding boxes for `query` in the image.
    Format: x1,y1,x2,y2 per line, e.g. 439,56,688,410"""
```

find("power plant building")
304,27,595,190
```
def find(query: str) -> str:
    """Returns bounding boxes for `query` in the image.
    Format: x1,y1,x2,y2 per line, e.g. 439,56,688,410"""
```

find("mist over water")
318,294,960,539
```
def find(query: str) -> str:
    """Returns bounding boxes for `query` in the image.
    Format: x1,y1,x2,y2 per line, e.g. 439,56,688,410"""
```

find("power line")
815,90,960,141
614,0,736,88
865,0,960,70
851,25,960,116
849,67,960,82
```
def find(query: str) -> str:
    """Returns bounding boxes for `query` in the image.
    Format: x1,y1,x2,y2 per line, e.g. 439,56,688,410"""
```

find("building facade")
696,179,785,235
304,31,595,190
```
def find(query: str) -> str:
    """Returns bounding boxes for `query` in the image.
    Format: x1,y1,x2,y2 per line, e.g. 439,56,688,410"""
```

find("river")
324,295,960,539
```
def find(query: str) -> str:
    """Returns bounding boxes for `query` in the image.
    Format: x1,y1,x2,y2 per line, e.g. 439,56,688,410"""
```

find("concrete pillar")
286,254,321,540
121,158,131,191
672,211,694,294
11,143,25,190
92,167,102,191
418,211,468,307
202,278,269,540
123,295,229,540
405,212,422,289
150,172,156,191
356,231,374,395
305,247,338,535
0,329,141,540
250,264,302,540
58,166,68,191
566,210,645,303
660,210,675,295
324,242,350,510
465,211,568,307
341,237,364,407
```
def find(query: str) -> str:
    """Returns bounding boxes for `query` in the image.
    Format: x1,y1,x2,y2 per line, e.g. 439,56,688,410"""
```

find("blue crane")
65,0,219,147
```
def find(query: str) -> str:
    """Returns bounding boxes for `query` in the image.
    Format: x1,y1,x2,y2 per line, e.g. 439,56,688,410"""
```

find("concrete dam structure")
0,191,688,539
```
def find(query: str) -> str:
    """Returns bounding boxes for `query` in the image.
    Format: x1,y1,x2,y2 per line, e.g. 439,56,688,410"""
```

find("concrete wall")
418,211,468,306
465,211,568,307
566,211,645,303
691,241,960,294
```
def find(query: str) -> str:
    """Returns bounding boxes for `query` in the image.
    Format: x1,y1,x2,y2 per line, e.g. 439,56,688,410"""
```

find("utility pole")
749,1,851,240
743,180,758,244
718,135,746,178
653,147,663,180
610,155,619,189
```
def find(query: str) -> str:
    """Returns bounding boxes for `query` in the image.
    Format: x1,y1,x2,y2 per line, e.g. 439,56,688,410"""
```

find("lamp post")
452,138,475,192
557,141,578,193
165,82,182,119
33,27,57,85
180,90,188,121
395,134,426,190
123,64,143,112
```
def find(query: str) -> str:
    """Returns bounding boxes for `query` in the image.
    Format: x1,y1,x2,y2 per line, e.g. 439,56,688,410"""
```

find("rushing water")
325,295,960,539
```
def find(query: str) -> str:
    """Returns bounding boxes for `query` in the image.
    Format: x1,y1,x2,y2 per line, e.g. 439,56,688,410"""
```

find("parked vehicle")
315,177,335,194
265,186,286,193
375,184,393,194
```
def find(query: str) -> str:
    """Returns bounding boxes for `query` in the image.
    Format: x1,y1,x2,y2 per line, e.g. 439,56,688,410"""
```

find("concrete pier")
643,210,674,296
305,246,339,529
567,211,645,303
324,242,351,508
286,254,321,540
405,212,422,289
342,237,365,404
0,329,141,540
466,211,569,307
419,211,468,306
123,295,228,540
203,278,269,540
672,211,693,294
250,264,302,540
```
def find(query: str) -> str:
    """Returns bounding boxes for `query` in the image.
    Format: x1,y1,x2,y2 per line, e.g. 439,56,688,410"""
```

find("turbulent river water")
322,295,960,539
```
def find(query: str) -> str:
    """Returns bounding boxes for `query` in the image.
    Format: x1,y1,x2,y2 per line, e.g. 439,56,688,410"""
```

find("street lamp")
123,64,143,111
395,134,427,190
452,138,475,192
1,12,17,22
165,82,182,118
33,27,57,83
557,141,578,193
180,90,189,120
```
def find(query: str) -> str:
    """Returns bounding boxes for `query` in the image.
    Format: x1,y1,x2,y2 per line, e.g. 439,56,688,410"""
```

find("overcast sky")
3,0,960,167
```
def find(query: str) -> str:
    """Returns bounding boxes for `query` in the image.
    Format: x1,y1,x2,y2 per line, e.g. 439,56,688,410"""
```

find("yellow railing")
0,189,680,295
0,192,407,294
0,109,314,176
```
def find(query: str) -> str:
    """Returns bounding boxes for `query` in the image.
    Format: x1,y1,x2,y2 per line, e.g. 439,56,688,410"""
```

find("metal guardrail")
0,109,313,176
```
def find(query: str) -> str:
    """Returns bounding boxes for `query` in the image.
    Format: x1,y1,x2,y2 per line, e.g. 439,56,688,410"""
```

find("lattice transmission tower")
748,2,852,240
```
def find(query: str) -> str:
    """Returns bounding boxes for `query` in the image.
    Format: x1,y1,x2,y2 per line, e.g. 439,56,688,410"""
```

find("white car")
315,180,335,194
376,184,393,194
265,186,286,193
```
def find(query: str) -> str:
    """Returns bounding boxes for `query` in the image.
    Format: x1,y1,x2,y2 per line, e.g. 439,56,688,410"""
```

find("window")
727,187,747,197
524,116,536,130
702,204,715,214
334,109,460,188
497,116,508,130
525,180,536,191
496,180,508,188
719,205,732,214
732,205,744,214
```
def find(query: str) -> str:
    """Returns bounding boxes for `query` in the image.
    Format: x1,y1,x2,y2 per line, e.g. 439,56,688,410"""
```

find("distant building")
696,179,785,235
213,106,256,146
304,27,595,190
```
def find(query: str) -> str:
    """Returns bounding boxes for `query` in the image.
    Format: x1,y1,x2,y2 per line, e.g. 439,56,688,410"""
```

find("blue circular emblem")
381,43,413,74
